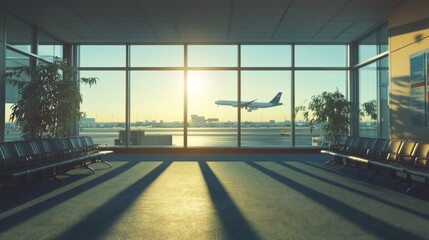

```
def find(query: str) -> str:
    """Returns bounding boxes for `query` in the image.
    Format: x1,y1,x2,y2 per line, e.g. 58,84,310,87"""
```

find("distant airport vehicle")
215,92,283,112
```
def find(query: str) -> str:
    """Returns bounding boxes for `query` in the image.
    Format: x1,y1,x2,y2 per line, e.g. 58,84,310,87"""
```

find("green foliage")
296,90,354,144
5,58,97,139
361,100,377,120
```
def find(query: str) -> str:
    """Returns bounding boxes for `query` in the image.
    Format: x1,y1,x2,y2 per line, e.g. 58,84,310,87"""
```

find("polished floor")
1,153,429,240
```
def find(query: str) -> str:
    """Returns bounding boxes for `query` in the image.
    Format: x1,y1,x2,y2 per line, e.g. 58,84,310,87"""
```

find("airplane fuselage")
215,92,283,112
215,100,282,109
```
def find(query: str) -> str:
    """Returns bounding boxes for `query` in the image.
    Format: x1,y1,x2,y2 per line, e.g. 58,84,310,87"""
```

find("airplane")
215,92,283,112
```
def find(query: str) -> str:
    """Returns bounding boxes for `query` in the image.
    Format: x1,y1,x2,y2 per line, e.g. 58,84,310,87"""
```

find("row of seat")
321,137,429,192
0,136,112,188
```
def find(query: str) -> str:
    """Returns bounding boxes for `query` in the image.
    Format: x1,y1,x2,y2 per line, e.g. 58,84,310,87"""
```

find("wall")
389,0,429,140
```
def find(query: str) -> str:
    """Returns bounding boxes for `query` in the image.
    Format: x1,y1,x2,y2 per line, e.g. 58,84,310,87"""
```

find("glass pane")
131,45,184,67
358,32,377,63
379,58,389,138
80,45,126,67
295,71,347,146
188,71,237,146
188,45,237,67
241,71,291,147
241,45,291,67
6,15,32,53
38,31,63,62
295,45,347,67
4,50,31,141
130,71,184,147
359,63,378,138
79,71,126,146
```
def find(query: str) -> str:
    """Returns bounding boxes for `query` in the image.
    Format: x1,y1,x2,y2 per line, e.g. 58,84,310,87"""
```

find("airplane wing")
241,99,257,108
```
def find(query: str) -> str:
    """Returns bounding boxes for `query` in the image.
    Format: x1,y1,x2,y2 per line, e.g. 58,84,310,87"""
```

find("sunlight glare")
188,72,206,93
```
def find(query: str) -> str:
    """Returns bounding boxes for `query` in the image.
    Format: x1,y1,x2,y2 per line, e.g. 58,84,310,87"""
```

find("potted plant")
296,89,354,144
5,58,97,139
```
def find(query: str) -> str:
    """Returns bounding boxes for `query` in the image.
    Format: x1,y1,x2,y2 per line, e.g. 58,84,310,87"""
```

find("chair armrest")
397,153,412,157
414,156,429,168
397,153,414,161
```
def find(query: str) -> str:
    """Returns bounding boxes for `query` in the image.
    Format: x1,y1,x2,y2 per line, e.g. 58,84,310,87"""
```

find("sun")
187,71,206,93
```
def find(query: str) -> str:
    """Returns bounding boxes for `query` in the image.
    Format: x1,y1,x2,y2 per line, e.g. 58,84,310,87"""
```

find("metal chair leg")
85,165,96,174
406,184,420,193
87,159,112,168
100,160,112,168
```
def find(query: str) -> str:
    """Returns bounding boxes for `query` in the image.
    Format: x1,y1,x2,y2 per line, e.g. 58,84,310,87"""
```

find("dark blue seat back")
30,139,49,161
0,146,6,169
414,142,429,168
41,139,60,159
83,136,98,151
54,139,70,156
69,137,85,154
83,136,94,145
77,137,86,147
380,139,403,161
367,139,387,158
61,138,73,150
397,140,418,164
14,140,36,164
0,142,20,168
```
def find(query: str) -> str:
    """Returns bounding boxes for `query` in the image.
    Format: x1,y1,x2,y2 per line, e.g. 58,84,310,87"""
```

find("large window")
241,71,291,147
79,71,126,146
358,58,389,138
295,71,347,146
3,15,67,142
188,45,237,67
80,45,126,67
241,45,291,67
359,63,378,137
379,58,389,138
354,24,390,138
4,50,30,141
188,71,237,147
37,31,63,62
131,45,183,67
358,32,378,63
357,23,388,63
130,71,184,147
73,44,351,148
295,45,347,67
4,15,32,140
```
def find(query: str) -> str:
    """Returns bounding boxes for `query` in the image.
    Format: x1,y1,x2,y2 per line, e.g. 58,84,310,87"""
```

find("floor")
1,153,429,240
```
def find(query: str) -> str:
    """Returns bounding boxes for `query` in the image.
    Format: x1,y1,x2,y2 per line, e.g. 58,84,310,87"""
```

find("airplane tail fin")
269,92,282,104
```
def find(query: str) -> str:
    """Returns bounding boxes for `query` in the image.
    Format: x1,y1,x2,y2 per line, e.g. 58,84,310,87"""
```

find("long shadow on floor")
199,161,260,240
0,161,140,233
301,160,429,201
246,161,423,240
276,161,429,221
0,169,91,213
56,161,172,240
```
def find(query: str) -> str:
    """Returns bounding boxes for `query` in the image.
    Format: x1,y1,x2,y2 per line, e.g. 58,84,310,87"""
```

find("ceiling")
1,0,403,44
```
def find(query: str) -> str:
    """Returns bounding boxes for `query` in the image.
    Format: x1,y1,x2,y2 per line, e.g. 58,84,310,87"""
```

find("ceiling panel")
2,0,402,44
